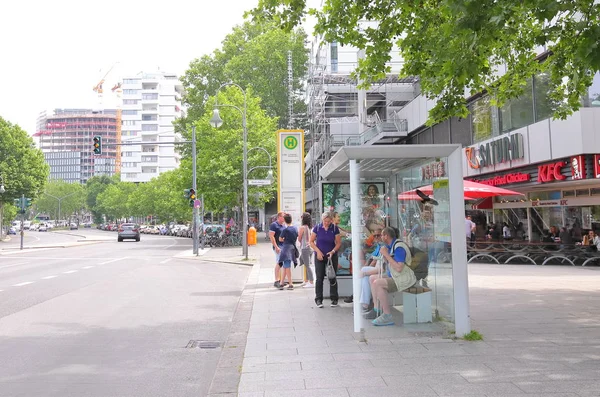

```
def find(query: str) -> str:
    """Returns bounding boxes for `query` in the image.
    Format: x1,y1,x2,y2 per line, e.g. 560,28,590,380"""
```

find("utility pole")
20,194,24,250
192,125,199,256
200,193,205,250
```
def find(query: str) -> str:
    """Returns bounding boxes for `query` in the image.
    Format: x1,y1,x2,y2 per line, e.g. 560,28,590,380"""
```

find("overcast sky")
0,0,319,135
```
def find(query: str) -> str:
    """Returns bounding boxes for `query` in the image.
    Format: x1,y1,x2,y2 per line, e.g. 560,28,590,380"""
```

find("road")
0,228,251,397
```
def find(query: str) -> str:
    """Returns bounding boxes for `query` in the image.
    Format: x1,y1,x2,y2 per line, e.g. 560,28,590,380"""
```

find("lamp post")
210,82,249,260
44,192,78,225
0,174,5,241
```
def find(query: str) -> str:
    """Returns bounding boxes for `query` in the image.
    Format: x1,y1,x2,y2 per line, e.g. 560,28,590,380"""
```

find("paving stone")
301,359,374,371
264,388,349,397
347,385,438,396
305,375,386,389
242,362,301,373
515,380,600,394
238,379,306,392
430,381,525,395
383,373,468,386
266,368,341,381
266,353,333,363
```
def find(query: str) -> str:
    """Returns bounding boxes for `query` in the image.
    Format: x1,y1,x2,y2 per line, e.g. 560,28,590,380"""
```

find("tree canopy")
251,0,600,124
36,180,85,221
0,116,49,223
179,20,309,131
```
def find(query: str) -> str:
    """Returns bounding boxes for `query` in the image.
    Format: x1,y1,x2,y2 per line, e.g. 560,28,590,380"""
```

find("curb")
176,256,257,267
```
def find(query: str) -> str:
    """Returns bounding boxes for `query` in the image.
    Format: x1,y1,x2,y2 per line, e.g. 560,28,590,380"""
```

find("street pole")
192,125,199,256
20,194,24,250
242,96,249,260
200,193,205,250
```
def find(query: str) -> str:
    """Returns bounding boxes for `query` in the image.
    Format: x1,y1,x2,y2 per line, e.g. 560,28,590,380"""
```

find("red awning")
398,192,478,201
402,180,524,199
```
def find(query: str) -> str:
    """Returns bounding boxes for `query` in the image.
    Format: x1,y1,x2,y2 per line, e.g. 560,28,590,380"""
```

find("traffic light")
184,189,191,199
93,136,102,155
25,198,32,208
189,188,196,207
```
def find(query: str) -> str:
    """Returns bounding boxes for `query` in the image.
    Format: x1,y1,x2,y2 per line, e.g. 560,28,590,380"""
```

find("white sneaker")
303,282,315,288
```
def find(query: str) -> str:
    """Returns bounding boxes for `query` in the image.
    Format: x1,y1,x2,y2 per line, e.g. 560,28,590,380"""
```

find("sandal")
287,284,294,290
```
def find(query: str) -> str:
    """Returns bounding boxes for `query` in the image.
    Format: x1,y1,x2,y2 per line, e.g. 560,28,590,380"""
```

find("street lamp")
246,147,274,181
44,192,78,225
210,82,249,260
0,174,5,241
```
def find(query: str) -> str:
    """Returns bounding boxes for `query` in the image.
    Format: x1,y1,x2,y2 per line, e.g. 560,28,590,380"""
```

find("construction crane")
92,63,116,101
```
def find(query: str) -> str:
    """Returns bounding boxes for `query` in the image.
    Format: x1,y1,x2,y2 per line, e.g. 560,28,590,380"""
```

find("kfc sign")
571,155,586,180
473,172,531,186
420,161,446,181
538,161,567,183
594,155,600,179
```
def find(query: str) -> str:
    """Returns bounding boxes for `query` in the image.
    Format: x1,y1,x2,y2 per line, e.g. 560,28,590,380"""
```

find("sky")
0,0,319,135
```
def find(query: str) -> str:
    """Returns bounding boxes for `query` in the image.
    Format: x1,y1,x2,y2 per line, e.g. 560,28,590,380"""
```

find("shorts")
282,260,292,269
273,247,280,263
385,278,399,293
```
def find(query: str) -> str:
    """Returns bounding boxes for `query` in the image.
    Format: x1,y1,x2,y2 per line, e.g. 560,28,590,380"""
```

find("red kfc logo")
538,161,567,183
571,155,586,180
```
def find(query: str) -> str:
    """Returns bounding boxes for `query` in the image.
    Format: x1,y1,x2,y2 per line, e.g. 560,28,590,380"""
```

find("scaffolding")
304,38,420,216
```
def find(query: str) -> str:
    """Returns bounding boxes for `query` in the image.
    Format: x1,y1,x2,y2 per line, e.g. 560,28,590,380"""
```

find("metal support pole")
200,194,205,250
192,125,199,256
242,98,249,260
349,160,364,338
20,194,24,250
0,202,4,241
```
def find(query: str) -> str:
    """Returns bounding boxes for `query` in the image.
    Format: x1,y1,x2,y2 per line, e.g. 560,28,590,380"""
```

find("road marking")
0,261,31,270
13,281,34,287
42,275,58,279
63,270,78,274
81,266,95,269
99,257,127,265
160,258,172,264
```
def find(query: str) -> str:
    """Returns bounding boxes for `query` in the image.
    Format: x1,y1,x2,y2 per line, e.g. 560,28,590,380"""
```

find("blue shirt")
312,223,339,254
280,226,298,246
269,221,285,247
386,239,407,277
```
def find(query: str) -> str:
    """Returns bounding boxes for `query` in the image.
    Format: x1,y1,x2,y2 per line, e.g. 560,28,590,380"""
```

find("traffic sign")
248,179,272,186
194,199,201,208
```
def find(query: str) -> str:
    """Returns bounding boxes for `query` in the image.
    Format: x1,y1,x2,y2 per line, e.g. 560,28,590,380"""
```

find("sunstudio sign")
466,133,524,169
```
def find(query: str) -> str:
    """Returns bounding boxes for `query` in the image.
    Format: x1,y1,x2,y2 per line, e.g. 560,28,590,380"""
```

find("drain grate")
186,340,221,349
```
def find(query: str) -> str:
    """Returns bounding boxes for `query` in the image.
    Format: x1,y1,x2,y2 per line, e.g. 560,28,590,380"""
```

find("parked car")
39,224,48,232
8,227,17,235
69,223,78,230
118,223,140,242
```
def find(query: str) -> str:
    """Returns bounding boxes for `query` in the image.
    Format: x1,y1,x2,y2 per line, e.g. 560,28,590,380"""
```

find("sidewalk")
233,244,600,396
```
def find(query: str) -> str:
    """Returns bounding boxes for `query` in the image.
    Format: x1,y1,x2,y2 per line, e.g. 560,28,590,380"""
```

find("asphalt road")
0,229,251,397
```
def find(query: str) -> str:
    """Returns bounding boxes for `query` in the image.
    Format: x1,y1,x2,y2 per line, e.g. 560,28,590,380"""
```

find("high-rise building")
119,71,184,183
34,109,118,184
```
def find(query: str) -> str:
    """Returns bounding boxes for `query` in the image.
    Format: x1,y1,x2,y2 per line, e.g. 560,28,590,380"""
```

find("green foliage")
178,19,308,135
463,330,484,341
185,87,278,212
86,175,118,223
0,116,49,206
251,0,600,124
37,180,86,220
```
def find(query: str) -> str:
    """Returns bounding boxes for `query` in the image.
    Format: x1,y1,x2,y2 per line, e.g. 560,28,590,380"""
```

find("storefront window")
533,73,554,121
583,72,600,107
471,96,494,143
500,78,534,133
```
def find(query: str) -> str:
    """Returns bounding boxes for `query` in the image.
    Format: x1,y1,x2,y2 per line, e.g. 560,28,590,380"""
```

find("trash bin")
248,226,257,246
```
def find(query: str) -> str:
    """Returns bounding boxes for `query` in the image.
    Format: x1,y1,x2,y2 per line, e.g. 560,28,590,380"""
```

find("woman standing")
297,212,315,287
278,213,298,290
310,212,342,308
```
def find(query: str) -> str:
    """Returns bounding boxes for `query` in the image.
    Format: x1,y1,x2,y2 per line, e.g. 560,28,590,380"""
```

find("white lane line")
42,275,58,279
0,261,31,270
13,281,34,287
63,270,78,274
81,266,95,269
98,257,128,265
160,258,172,264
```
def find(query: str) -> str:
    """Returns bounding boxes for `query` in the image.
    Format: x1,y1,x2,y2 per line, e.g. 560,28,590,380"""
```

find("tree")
96,182,137,221
251,0,600,124
184,87,278,212
179,20,308,135
0,116,49,206
86,175,118,223
36,180,85,221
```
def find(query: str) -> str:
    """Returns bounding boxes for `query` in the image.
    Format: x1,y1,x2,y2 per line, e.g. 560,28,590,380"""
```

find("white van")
23,221,31,230
11,221,21,231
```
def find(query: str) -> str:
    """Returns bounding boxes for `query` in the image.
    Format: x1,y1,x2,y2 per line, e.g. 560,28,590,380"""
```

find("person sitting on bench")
366,227,417,326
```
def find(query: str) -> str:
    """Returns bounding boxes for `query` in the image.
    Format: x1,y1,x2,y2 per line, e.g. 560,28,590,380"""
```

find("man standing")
269,212,286,288
366,227,416,326
465,215,476,244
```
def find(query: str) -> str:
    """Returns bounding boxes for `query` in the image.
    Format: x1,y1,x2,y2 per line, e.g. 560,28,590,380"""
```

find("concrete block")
403,291,432,324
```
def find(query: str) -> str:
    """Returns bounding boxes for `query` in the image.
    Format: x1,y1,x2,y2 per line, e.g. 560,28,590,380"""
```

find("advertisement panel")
321,182,386,276
277,130,305,225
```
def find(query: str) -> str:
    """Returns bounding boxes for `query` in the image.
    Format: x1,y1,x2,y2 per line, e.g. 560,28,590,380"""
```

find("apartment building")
34,109,118,184
119,71,184,183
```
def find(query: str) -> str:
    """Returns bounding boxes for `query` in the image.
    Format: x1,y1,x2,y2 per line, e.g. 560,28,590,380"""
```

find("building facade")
34,109,118,184
119,71,184,183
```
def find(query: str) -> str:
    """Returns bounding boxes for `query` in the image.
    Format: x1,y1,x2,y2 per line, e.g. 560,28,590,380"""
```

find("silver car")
118,223,140,242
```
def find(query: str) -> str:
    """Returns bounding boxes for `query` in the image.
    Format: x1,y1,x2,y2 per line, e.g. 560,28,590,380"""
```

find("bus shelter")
318,144,471,337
